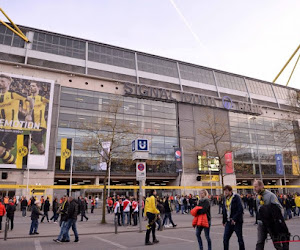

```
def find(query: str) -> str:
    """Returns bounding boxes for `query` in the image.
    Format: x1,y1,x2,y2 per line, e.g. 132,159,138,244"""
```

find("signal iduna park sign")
124,82,263,115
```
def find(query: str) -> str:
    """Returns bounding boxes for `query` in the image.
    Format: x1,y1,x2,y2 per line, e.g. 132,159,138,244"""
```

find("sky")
1,0,300,89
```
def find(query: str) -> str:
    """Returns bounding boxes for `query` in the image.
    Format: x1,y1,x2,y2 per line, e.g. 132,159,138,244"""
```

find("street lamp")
249,117,263,181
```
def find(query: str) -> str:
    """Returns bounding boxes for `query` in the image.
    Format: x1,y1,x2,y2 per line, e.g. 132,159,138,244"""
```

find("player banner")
0,72,54,169
60,138,72,171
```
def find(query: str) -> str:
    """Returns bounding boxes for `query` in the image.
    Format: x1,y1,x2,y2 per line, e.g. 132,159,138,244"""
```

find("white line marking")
93,236,128,249
34,239,42,250
159,235,195,243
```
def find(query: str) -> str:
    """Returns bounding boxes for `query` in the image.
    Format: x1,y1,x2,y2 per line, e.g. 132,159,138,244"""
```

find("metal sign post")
132,139,149,233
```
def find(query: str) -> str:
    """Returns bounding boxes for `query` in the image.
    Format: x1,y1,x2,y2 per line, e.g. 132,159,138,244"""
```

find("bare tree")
81,99,136,224
194,109,243,192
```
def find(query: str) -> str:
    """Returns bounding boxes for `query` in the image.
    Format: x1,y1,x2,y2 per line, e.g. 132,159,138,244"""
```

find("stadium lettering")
0,119,40,129
124,82,263,115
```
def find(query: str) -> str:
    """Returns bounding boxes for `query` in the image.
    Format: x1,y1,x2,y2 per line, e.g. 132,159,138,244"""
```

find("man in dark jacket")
54,195,70,243
50,198,58,223
29,201,43,235
41,197,50,223
21,197,28,217
64,196,79,242
80,197,88,221
162,196,176,228
222,185,245,250
6,199,16,230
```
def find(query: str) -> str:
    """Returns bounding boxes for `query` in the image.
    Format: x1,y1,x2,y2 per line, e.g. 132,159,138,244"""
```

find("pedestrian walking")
132,198,138,226
80,197,88,221
192,189,211,250
114,198,122,226
50,197,59,222
91,197,95,213
144,190,160,245
6,199,16,230
0,199,6,232
122,196,131,226
222,185,245,250
253,180,289,250
29,201,43,235
63,197,80,243
21,196,28,217
282,195,292,220
162,196,177,228
41,197,50,223
53,195,70,242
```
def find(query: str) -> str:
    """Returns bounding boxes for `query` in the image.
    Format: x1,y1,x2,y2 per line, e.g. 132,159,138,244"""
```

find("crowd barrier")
0,184,300,190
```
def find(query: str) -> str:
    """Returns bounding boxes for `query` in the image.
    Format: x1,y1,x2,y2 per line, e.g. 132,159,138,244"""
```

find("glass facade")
32,32,86,59
215,72,247,92
229,112,297,176
245,79,275,98
0,25,25,48
88,43,135,69
56,87,178,173
179,63,216,86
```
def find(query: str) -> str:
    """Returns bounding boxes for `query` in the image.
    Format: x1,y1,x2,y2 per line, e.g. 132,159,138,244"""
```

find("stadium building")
0,24,300,198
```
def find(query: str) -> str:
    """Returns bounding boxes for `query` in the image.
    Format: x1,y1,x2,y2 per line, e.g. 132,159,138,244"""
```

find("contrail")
169,0,206,49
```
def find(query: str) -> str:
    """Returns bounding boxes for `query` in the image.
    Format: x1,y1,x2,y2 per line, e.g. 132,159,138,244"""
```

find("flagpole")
69,138,74,196
26,134,32,197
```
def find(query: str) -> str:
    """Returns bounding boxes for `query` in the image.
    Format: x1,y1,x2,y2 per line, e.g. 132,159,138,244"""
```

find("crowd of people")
0,183,299,249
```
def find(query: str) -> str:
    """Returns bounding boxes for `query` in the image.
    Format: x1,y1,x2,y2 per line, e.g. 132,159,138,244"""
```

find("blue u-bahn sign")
132,139,149,152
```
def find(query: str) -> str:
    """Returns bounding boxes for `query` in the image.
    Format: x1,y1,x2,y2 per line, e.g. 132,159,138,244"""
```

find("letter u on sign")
137,139,148,151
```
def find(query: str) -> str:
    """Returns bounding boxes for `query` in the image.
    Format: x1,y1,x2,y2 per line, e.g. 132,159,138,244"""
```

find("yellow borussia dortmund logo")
62,149,71,159
18,146,28,157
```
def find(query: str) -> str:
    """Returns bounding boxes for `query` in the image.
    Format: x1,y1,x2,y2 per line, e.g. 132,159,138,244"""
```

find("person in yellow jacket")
295,194,300,216
144,190,160,245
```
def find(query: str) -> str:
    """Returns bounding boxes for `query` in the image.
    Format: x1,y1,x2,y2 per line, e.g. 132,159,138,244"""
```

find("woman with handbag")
191,189,211,250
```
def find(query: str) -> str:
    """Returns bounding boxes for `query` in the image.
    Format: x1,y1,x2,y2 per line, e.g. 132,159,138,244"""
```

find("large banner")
225,152,234,174
0,72,54,169
292,156,300,176
275,154,284,175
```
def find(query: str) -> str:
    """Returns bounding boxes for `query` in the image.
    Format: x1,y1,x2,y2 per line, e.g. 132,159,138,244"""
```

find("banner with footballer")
0,72,54,169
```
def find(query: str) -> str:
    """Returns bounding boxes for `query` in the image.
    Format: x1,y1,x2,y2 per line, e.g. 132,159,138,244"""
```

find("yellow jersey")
30,95,49,128
144,195,160,217
0,91,27,127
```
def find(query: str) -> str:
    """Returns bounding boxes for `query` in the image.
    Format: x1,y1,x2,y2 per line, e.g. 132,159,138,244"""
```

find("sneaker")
53,239,62,243
34,232,39,235
173,224,177,228
153,239,159,244
145,242,153,245
74,239,80,243
62,239,70,242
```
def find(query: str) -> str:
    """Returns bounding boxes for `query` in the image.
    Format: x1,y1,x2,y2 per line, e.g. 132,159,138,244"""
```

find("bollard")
114,214,118,234
4,217,9,241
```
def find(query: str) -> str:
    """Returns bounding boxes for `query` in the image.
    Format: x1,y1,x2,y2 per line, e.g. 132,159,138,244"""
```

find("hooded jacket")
191,206,209,228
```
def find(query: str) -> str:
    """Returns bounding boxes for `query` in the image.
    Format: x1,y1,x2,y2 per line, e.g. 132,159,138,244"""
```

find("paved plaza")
1,206,300,249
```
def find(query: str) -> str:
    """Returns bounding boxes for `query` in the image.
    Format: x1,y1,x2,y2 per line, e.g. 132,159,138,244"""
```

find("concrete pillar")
95,176,100,185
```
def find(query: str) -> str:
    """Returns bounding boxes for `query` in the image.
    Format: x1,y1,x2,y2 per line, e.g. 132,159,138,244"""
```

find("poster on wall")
0,72,54,169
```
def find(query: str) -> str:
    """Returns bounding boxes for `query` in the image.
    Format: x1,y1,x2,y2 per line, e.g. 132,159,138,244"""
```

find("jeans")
57,221,70,241
50,211,58,222
181,204,185,214
196,226,211,250
219,205,222,214
41,211,49,222
223,221,245,250
22,207,26,217
163,212,175,226
284,208,292,220
8,216,14,230
0,216,3,231
297,207,300,216
175,203,179,213
133,212,138,226
91,205,95,213
256,221,289,250
29,219,38,234
123,211,130,225
145,212,157,243
81,211,88,221
66,218,79,241
249,207,254,217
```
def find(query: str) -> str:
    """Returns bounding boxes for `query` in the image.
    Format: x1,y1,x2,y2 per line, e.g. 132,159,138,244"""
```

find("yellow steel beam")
0,8,29,42
273,44,300,83
286,52,300,86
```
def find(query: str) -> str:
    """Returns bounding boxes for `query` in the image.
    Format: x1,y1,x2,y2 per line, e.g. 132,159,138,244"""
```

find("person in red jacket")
193,189,211,250
0,198,6,232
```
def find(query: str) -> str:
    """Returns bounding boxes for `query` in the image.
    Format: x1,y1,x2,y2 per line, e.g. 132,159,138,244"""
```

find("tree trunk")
101,169,109,224
220,165,224,195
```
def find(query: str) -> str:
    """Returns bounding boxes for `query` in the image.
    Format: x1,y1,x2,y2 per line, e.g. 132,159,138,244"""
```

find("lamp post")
249,117,263,181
